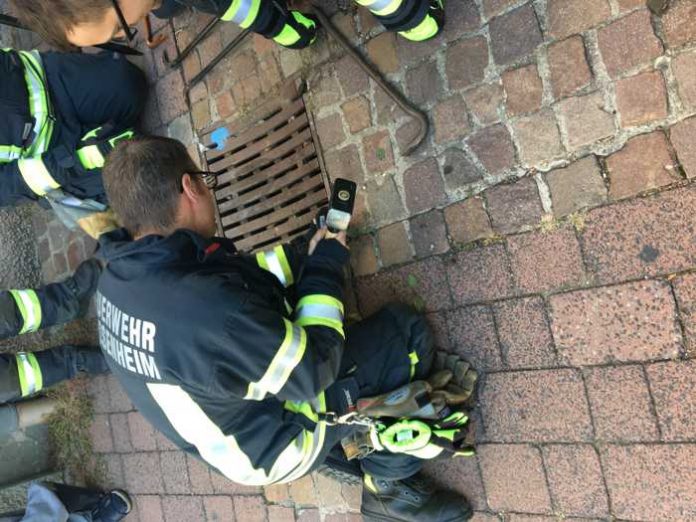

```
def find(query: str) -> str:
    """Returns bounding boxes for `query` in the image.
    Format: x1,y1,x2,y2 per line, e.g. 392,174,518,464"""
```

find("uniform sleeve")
253,243,304,289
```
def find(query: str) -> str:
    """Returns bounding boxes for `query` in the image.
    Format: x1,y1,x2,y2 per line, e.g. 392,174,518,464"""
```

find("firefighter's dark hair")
103,136,199,236
8,0,112,51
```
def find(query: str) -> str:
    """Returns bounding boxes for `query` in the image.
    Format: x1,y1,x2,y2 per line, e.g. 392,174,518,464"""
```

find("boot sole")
361,509,473,522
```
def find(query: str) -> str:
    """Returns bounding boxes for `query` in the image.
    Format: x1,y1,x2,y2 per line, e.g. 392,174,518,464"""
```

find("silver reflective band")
17,353,37,395
265,250,287,287
20,51,51,156
231,0,253,24
297,303,343,323
14,289,39,332
358,0,394,10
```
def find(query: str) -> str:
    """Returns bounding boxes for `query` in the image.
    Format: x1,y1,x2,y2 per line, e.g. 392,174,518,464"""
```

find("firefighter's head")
103,136,218,240
10,0,160,50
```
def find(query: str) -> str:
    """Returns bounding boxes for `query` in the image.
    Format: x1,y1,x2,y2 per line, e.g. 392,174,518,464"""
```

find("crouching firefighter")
94,135,475,521
0,48,144,238
12,0,444,54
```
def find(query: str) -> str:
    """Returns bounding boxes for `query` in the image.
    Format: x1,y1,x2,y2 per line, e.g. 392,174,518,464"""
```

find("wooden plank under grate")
200,82,330,253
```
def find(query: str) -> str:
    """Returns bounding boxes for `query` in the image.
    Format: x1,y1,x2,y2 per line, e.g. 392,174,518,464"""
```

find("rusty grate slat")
201,82,330,253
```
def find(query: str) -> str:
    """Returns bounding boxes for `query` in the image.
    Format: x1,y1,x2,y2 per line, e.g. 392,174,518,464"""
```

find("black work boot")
64,258,102,316
361,473,473,521
92,489,132,522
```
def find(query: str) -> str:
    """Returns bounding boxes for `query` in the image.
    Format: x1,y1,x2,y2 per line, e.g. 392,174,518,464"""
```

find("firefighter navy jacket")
96,228,349,485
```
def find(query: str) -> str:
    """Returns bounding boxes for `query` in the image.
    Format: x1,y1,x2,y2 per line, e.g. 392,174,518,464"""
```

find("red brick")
406,59,443,105
128,412,157,451
464,83,503,126
315,473,347,510
296,509,320,522
102,453,125,489
234,495,268,522
489,4,543,66
316,113,346,152
423,457,487,510
581,185,696,282
410,211,450,258
204,496,235,522
433,95,471,144
481,369,593,442
366,32,399,74
444,197,493,245
503,64,542,116
446,305,503,371
403,158,448,213
335,55,369,98
479,444,552,513
584,365,659,441
508,227,586,294
513,110,564,167
110,413,133,453
268,505,295,522
216,90,237,120
160,451,191,494
426,312,451,351
598,10,662,78
541,445,609,518
661,0,696,48
323,145,365,184
134,496,163,522
486,178,543,234
211,470,262,495
468,124,516,174
672,50,696,110
494,297,558,369
90,414,113,453
123,453,164,494
154,430,179,451
547,0,612,39
447,244,514,305
446,36,489,90
356,257,452,315
342,483,361,511
549,281,682,365
341,96,371,134
377,222,414,268
155,71,187,124
366,175,405,225
646,360,696,440
162,495,205,522
616,70,668,127
89,375,112,414
673,272,696,355
107,375,133,412
558,92,616,150
362,130,395,174
483,0,518,19
264,482,290,503
602,444,696,520
349,235,378,277
670,115,696,178
186,454,214,494
546,155,607,217
547,36,592,99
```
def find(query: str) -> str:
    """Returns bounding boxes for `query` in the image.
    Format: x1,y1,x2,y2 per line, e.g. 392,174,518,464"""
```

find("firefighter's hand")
308,227,348,255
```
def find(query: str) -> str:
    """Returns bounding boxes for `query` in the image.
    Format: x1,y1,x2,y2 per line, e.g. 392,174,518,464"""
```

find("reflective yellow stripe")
9,289,42,334
76,145,105,170
15,352,43,396
282,392,327,483
399,14,440,42
17,51,53,157
221,0,261,28
256,246,294,287
356,0,401,16
17,157,60,196
409,350,419,380
295,295,344,338
0,145,23,163
274,12,316,47
245,319,308,401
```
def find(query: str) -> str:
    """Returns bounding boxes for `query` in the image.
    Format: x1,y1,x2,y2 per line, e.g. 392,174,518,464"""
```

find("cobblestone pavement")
21,0,696,520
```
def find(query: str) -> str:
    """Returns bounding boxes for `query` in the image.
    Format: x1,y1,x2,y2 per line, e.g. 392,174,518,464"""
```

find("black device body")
324,178,357,233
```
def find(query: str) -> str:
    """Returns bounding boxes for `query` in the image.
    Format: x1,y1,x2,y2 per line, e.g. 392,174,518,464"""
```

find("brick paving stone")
335,55,369,98
366,32,399,74
296,509,320,522
102,453,125,489
446,305,503,371
427,312,451,351
494,297,558,369
441,148,483,189
123,453,164,494
406,59,443,105
289,473,318,506
607,131,679,199
90,414,113,453
549,280,682,365
134,496,163,522
323,144,365,184
541,445,609,518
479,444,552,513
160,451,191,494
128,412,157,451
356,257,452,315
363,130,395,174
468,124,516,174
154,430,179,452
581,184,696,282
616,70,668,127
349,235,378,277
602,444,696,520
423,457,487,510
486,178,543,234
377,222,413,267
508,227,586,294
489,4,542,66
558,92,616,150
547,36,593,99
155,71,187,124
513,110,564,166
395,119,426,155
108,375,133,412
646,360,696,440
584,365,659,441
211,470,261,495
672,49,696,111
162,495,205,522
403,158,448,213
446,36,489,91
598,10,662,78
670,115,696,178
483,0,517,19
365,175,405,225
342,483,362,511
204,496,236,522
186,454,214,494
192,99,211,132
374,85,409,126
433,95,471,144
215,90,237,120
444,197,494,246
315,473,347,510
316,113,346,151
308,69,341,108
89,375,112,414
480,369,593,442
673,273,696,355
469,514,500,522
546,155,607,217
661,0,696,48
502,64,543,116
410,211,450,258
341,96,371,134
464,83,503,126
268,505,295,522
547,0,611,39
110,413,133,453
447,244,515,305
264,482,290,503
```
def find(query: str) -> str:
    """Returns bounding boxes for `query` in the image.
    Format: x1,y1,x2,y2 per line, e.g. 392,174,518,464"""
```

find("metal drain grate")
201,82,330,253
